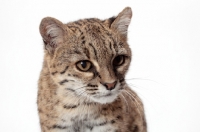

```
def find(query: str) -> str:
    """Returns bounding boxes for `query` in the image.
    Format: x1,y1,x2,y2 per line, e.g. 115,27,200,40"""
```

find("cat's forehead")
65,19,127,51
54,19,130,65
66,19,112,40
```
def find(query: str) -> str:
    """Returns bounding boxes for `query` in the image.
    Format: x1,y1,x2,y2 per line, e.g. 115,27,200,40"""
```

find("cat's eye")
76,60,92,72
113,55,125,66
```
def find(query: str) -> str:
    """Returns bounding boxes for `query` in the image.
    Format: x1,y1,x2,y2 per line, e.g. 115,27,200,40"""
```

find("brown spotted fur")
37,7,147,132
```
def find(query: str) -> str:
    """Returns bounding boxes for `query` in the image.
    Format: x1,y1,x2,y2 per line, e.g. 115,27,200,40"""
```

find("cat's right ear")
39,17,65,54
110,7,132,37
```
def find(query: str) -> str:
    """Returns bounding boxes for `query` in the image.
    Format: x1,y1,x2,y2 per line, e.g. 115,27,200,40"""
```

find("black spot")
86,125,93,130
89,43,98,60
55,100,60,105
74,21,82,26
81,36,85,40
74,125,80,132
84,48,90,59
89,92,96,95
119,78,124,83
59,79,68,85
98,74,101,79
88,84,98,87
103,108,107,111
109,42,112,50
84,102,97,106
65,88,75,92
117,106,122,109
87,89,98,91
73,74,78,77
117,115,122,119
82,40,85,44
51,71,58,75
38,109,43,113
98,121,107,126
111,120,116,124
119,42,123,47
74,50,81,54
68,25,82,33
60,66,68,74
52,124,67,129
134,126,139,132
63,105,77,109
43,39,48,45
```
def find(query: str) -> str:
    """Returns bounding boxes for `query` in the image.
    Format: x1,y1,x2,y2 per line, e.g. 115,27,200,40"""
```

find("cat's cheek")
117,66,124,73
73,68,94,82
116,61,130,74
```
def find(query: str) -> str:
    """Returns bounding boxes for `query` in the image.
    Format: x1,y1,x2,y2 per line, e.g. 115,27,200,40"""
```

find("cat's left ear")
39,17,66,54
111,7,132,36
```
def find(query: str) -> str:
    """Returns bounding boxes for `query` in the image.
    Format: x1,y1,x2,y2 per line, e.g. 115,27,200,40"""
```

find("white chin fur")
90,93,119,104
90,82,121,104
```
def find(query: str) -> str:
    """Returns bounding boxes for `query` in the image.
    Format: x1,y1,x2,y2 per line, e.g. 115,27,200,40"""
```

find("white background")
0,0,200,132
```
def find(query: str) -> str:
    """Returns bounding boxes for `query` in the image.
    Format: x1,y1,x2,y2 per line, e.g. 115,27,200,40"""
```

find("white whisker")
123,90,143,120
120,93,129,112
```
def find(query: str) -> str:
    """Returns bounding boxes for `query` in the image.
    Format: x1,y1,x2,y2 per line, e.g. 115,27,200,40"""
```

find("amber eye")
76,60,92,72
113,55,125,66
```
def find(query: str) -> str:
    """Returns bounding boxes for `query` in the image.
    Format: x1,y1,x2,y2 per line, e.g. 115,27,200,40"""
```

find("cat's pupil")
113,55,124,66
81,61,87,68
116,56,121,62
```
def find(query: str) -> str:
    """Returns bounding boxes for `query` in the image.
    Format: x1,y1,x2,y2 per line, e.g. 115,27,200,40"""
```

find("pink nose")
101,81,117,91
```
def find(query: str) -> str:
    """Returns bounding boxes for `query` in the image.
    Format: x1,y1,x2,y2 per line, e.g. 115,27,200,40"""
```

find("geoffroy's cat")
37,7,147,132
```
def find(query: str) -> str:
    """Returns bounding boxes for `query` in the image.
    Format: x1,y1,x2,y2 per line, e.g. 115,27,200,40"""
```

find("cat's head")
39,7,132,104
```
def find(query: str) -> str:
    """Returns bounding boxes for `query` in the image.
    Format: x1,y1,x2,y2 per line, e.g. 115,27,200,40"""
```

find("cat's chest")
57,105,117,132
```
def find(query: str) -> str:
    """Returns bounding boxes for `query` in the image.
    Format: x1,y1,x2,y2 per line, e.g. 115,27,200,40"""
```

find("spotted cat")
37,7,147,132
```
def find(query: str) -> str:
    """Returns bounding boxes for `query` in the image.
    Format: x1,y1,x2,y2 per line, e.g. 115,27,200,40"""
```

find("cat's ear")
110,7,132,36
39,17,65,54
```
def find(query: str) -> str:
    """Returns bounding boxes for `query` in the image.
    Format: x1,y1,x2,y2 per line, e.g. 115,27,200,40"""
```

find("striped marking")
119,78,125,82
65,88,75,91
52,124,67,129
89,43,98,60
68,25,82,33
59,79,68,85
63,105,78,109
60,66,68,74
51,71,58,75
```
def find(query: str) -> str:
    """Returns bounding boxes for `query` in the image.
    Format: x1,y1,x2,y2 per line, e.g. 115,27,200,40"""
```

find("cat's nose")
101,81,117,91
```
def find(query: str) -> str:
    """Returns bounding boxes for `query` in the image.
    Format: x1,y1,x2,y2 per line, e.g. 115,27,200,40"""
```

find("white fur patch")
90,82,120,104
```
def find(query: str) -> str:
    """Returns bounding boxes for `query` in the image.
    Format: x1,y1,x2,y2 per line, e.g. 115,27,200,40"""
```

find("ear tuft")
111,7,132,36
39,17,65,54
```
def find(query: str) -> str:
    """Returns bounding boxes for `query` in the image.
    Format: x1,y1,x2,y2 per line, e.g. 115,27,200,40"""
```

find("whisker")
122,90,143,120
125,77,161,85
125,84,146,104
125,89,144,111
74,85,88,91
120,93,129,112
70,90,87,110
127,83,164,106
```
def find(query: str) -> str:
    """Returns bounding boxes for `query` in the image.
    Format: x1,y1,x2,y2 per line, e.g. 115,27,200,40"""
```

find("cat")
37,7,147,132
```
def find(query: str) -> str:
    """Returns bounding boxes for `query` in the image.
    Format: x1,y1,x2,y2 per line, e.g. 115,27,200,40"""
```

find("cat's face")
40,7,132,104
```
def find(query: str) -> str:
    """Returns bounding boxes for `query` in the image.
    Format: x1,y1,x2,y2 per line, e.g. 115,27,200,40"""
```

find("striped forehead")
65,20,128,65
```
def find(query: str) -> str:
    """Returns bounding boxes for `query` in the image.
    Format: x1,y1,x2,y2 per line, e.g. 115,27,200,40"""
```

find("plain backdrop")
0,0,200,132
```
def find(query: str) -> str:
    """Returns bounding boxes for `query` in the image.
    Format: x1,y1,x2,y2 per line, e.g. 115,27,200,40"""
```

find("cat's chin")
90,93,119,104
